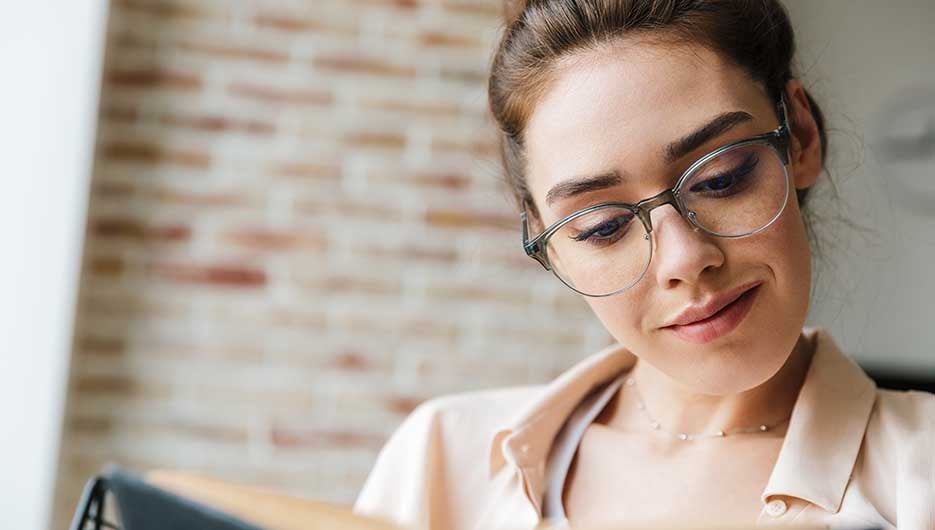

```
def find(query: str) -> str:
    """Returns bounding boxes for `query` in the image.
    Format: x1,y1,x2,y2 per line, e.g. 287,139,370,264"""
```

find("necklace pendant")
678,433,689,441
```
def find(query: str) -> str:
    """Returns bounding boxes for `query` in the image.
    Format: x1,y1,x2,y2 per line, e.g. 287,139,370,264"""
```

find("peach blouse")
354,327,935,529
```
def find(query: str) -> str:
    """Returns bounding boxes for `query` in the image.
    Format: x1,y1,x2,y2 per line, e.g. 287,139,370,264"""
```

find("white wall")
787,1,935,373
0,1,108,529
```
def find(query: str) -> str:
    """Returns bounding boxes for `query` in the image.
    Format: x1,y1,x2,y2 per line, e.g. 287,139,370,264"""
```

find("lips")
663,283,762,344
663,281,763,328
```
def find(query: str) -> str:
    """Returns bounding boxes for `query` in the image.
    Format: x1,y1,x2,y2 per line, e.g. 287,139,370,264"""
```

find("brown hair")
488,0,827,223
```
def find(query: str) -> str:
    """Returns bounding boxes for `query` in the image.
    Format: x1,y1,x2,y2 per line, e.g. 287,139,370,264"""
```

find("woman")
353,1,935,529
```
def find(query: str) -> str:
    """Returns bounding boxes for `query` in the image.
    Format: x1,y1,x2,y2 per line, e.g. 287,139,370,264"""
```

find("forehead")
524,40,770,212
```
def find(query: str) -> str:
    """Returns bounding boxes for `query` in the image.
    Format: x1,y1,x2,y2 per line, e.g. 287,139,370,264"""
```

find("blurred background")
1,1,933,530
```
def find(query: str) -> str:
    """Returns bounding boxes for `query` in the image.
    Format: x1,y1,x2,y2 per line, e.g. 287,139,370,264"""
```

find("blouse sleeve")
353,402,445,530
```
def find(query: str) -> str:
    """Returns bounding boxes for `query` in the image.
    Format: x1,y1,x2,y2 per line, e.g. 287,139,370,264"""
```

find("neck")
606,332,815,440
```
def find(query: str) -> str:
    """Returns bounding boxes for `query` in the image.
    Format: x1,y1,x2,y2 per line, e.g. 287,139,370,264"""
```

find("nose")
650,204,725,290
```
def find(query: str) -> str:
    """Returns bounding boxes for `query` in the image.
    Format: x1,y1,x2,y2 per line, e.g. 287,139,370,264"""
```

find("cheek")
752,192,813,304
582,282,657,349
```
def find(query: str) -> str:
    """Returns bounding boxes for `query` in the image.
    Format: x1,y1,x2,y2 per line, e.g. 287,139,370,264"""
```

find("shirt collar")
488,327,877,516
488,341,637,476
762,327,877,513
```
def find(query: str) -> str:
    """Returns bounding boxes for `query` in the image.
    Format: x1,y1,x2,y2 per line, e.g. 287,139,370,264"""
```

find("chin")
683,332,801,395
693,365,784,396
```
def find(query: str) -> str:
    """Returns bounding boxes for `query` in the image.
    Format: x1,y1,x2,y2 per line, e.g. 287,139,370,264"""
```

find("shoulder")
864,387,935,463
854,388,935,526
405,385,544,434
376,384,544,462
870,387,935,439
352,385,544,528
863,387,935,475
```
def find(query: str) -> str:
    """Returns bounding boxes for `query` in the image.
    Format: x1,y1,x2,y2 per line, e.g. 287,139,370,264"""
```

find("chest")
562,425,786,527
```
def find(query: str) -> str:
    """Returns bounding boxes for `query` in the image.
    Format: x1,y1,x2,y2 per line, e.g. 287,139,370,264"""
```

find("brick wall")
53,0,609,526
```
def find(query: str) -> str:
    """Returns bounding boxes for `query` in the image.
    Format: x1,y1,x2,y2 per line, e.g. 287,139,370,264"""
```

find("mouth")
663,283,762,344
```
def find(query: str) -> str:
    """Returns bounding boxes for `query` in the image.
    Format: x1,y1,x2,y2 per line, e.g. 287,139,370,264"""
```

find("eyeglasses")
522,97,792,297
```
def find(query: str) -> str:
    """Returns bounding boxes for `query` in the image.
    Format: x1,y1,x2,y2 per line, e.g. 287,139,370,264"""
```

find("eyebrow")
545,171,624,207
664,111,754,163
544,110,754,208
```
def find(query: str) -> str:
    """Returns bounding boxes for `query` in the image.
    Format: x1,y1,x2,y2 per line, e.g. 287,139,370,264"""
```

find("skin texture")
522,39,824,524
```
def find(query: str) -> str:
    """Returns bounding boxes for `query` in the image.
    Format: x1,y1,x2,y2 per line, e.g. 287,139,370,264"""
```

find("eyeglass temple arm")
521,211,530,246
520,211,553,270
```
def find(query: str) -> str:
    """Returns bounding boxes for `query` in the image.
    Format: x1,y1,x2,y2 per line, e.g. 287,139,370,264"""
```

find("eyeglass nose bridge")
633,188,701,234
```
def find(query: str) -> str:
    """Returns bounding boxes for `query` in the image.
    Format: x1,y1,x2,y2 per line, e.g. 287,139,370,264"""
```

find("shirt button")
765,499,788,517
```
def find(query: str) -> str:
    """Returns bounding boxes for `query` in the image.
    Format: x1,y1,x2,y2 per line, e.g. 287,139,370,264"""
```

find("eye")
688,152,759,197
570,214,634,246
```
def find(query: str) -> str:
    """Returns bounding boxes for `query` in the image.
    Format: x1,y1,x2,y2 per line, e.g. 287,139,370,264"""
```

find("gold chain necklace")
624,377,791,441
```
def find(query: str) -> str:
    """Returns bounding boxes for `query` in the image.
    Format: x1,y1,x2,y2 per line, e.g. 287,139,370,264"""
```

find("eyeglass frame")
521,96,793,297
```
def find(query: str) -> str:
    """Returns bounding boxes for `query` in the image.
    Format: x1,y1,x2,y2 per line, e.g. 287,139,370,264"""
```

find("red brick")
441,0,500,18
484,251,539,271
93,180,135,199
253,13,321,33
143,340,266,363
229,82,333,106
386,396,424,416
270,427,385,450
350,242,457,264
432,137,498,157
425,284,530,307
88,256,125,277
146,186,253,208
105,69,202,90
148,225,191,241
253,13,357,36
175,40,290,64
74,374,172,399
100,104,139,124
159,113,276,135
159,422,249,444
113,0,208,19
313,54,417,79
296,274,401,297
222,228,326,252
150,262,267,288
68,415,113,434
419,32,481,48
411,172,471,190
330,351,371,372
268,308,327,332
101,142,211,169
365,168,472,191
358,98,461,117
425,209,516,231
344,131,406,150
294,198,406,222
273,161,342,180
77,335,127,356
92,218,191,242
401,319,460,342
109,30,156,51
440,64,487,84
348,0,419,9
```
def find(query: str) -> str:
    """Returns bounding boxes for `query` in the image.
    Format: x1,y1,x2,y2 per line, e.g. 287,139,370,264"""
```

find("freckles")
585,283,654,339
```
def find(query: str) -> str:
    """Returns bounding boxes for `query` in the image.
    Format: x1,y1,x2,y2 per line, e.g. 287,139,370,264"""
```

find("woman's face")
523,40,820,395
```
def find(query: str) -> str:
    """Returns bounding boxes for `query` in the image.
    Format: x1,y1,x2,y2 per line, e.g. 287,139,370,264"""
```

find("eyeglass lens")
543,143,788,296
